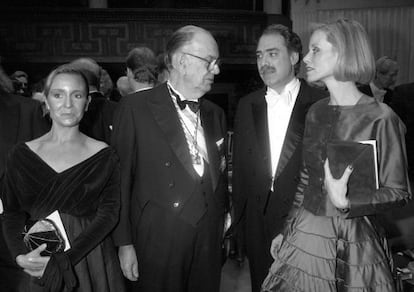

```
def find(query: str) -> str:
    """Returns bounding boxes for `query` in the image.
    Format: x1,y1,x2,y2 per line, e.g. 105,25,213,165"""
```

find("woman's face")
46,73,90,128
303,30,338,83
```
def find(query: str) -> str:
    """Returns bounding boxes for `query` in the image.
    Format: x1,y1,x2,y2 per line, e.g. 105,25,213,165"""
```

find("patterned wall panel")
0,8,290,64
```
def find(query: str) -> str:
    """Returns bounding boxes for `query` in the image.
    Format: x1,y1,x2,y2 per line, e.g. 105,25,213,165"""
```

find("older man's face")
181,32,220,99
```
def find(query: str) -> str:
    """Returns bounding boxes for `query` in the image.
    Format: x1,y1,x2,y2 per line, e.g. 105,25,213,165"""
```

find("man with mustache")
111,25,228,292
232,24,326,292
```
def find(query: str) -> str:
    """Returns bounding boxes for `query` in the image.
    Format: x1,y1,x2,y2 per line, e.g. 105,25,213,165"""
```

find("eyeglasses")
182,52,221,71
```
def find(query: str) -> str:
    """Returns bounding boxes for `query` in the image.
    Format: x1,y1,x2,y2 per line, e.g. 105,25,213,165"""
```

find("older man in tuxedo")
111,25,227,292
232,24,326,292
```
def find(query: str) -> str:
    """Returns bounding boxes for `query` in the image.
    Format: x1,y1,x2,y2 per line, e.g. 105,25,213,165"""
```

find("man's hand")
118,244,139,281
270,234,284,260
16,244,50,278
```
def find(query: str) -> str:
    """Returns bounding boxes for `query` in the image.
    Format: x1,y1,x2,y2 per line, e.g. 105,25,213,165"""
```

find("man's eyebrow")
256,48,280,54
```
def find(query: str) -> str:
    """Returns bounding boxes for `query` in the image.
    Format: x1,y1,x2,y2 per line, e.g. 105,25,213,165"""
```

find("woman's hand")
16,244,50,278
323,159,353,209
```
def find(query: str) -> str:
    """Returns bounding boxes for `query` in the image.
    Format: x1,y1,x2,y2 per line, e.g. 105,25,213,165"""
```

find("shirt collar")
265,77,299,106
370,82,386,96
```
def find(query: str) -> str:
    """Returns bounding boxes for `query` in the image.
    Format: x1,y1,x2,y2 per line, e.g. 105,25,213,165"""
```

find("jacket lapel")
251,91,272,177
200,103,219,191
274,81,307,178
147,85,198,180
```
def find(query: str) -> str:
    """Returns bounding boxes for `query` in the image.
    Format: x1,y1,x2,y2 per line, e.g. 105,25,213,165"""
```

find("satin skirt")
262,207,396,292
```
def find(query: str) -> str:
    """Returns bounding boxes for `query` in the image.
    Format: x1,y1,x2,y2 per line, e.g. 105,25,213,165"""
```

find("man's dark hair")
261,24,303,74
126,47,158,84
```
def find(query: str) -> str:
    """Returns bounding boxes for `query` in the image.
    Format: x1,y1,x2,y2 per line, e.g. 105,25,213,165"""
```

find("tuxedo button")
168,181,175,188
173,202,180,208
257,196,261,202
165,161,171,167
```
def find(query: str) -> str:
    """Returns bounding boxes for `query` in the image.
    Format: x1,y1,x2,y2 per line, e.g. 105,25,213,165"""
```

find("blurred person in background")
126,47,158,92
359,56,398,105
116,76,133,98
157,52,170,84
69,57,116,144
10,70,30,97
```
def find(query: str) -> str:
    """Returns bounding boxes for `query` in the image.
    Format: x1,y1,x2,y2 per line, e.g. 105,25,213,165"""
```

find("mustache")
259,65,276,74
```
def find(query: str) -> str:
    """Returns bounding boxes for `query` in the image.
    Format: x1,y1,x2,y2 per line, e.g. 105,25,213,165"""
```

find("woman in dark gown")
262,19,411,291
2,67,125,292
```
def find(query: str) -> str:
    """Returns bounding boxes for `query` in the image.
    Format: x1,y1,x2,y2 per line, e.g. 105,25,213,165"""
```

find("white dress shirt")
167,82,208,177
266,77,300,190
369,82,386,102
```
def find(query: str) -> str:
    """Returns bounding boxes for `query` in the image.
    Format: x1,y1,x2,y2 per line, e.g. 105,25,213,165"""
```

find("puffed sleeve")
347,111,411,218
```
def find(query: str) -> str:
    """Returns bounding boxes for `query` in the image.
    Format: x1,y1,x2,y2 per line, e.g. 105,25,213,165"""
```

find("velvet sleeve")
64,153,121,265
110,98,137,246
347,111,411,218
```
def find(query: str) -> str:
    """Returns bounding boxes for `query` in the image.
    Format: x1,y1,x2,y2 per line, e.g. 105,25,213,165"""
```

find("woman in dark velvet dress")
262,19,411,291
2,67,125,292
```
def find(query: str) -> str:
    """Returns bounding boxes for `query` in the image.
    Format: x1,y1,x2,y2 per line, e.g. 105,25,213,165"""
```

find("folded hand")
16,244,50,278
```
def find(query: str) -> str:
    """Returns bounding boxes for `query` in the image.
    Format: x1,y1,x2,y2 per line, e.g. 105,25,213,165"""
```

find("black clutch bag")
23,218,65,256
327,140,379,204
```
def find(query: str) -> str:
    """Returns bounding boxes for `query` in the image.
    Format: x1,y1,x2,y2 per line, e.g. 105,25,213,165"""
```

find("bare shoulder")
25,133,50,152
84,136,109,153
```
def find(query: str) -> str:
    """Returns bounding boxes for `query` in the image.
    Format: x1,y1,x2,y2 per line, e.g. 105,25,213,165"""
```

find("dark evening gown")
262,95,411,292
2,143,125,292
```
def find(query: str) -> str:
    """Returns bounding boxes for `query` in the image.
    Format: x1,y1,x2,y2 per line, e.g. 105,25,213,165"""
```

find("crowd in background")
0,17,414,292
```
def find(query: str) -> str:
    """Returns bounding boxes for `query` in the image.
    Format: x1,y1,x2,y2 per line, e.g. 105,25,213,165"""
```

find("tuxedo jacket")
392,82,414,127
111,83,228,246
232,80,326,238
0,93,49,187
79,91,116,144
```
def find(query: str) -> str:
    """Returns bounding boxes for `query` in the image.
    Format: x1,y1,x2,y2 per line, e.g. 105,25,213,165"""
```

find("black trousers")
245,207,275,292
130,199,223,292
131,166,223,292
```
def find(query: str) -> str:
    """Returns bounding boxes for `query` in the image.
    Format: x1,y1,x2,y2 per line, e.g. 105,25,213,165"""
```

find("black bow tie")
168,84,200,113
177,98,200,113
